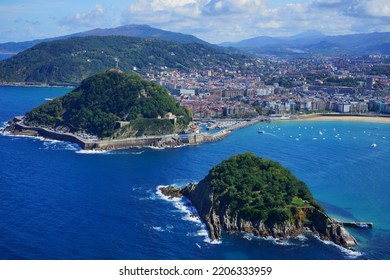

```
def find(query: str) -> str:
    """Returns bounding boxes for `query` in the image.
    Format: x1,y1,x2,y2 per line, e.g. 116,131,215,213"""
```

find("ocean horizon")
0,86,389,260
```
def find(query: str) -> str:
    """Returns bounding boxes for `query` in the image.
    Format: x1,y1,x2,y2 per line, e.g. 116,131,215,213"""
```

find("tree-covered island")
160,153,358,249
5,70,194,149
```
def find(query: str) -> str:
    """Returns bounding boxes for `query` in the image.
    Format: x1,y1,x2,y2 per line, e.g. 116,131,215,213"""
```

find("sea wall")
13,121,89,148
11,120,160,150
92,137,159,150
7,116,263,150
188,130,231,144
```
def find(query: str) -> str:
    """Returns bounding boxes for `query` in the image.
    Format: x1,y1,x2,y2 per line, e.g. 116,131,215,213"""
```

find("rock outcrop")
162,183,357,248
162,184,356,248
152,135,183,148
160,153,358,249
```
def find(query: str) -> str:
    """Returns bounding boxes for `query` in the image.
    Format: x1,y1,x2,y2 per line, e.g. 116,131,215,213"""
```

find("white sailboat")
371,137,377,148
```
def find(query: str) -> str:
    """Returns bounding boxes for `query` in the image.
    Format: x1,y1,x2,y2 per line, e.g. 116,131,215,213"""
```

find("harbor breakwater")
5,117,264,150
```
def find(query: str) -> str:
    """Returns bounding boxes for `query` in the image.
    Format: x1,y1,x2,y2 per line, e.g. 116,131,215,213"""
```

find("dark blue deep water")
1,86,390,260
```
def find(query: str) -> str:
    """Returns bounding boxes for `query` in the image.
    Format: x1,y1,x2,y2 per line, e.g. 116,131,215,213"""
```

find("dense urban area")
144,54,390,119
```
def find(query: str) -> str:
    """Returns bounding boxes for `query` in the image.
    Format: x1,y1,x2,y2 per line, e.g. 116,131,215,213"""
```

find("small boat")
356,223,370,229
258,129,265,134
371,137,377,148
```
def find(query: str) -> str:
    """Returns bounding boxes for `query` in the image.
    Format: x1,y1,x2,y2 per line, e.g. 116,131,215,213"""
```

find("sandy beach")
294,114,390,123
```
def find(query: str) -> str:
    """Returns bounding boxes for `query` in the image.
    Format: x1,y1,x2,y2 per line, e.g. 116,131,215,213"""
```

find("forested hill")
195,152,324,223
24,71,192,138
0,36,252,85
161,152,357,248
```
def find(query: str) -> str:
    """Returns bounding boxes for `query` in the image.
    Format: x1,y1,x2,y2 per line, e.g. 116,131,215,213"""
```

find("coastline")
0,82,76,88
4,116,264,151
3,113,389,151
158,184,359,250
293,113,390,123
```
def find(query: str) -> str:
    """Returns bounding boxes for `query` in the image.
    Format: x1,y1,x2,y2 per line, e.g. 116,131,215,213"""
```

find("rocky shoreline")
159,184,358,249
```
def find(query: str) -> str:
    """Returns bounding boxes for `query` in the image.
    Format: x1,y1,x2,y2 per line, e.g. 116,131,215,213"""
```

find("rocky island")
160,153,358,249
5,70,195,149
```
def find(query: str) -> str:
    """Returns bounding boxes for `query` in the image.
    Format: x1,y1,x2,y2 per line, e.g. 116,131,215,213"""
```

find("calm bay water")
1,86,390,260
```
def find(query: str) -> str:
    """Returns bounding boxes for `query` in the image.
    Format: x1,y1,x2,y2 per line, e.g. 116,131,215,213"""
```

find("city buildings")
142,55,390,119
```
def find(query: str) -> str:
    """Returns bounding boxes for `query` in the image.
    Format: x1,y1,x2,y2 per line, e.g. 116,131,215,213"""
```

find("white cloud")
361,0,390,17
202,0,267,15
59,4,105,27
1,0,390,44
311,0,390,18
127,0,205,18
256,21,283,29
119,0,390,43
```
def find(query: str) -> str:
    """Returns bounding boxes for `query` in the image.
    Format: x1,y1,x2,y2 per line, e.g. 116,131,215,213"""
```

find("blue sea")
1,86,390,260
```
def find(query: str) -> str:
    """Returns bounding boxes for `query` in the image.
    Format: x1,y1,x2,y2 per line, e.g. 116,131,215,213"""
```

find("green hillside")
197,153,323,225
25,70,192,138
0,36,252,85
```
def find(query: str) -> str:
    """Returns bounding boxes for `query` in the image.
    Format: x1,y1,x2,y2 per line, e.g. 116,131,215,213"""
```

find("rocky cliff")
160,153,358,249
161,184,357,248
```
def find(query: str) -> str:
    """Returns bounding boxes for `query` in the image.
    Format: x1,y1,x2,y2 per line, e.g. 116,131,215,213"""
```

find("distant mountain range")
2,25,390,57
221,30,390,56
0,24,212,54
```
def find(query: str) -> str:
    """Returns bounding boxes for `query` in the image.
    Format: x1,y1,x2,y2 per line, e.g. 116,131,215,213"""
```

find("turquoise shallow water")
0,86,390,260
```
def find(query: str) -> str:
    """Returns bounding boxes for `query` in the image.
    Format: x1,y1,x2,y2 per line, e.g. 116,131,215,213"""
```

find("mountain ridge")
221,31,390,55
0,35,256,85
0,24,213,54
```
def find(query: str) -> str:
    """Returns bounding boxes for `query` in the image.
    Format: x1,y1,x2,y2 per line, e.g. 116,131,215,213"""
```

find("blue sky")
1,0,390,44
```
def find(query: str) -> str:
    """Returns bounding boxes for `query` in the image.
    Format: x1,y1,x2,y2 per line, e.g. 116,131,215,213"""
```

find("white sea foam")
200,229,222,245
139,190,157,201
147,146,166,150
131,150,145,155
243,233,254,241
173,199,202,224
3,133,46,141
0,129,10,136
155,185,182,202
151,224,174,233
273,238,294,246
152,226,164,232
147,144,188,150
1,131,80,151
166,225,174,232
75,149,109,154
313,234,363,259
295,234,308,242
156,184,221,244
41,140,79,151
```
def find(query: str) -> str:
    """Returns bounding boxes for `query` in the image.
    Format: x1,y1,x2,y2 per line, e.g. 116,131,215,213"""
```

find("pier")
341,222,373,229
331,218,373,229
